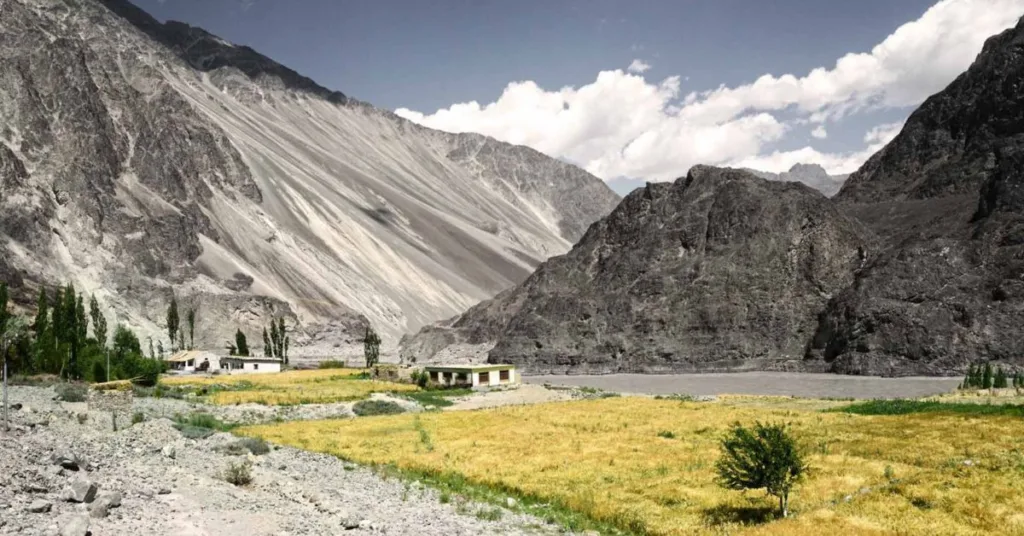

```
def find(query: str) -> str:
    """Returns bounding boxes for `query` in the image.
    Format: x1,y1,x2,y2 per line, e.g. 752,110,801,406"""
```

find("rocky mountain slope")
403,17,1024,376
0,0,619,351
745,164,849,198
401,166,870,372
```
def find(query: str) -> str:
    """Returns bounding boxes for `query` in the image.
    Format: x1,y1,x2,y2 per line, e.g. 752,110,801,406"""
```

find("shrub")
657,430,676,439
76,413,88,424
55,383,88,402
177,425,215,440
410,370,429,389
223,437,271,456
715,421,807,518
132,412,146,425
353,400,406,416
223,460,253,486
994,367,1008,389
318,360,347,369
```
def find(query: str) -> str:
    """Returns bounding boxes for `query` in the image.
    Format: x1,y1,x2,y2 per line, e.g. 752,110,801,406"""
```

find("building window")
444,372,452,384
499,369,510,382
457,373,469,384
479,371,489,384
429,371,439,382
254,363,259,370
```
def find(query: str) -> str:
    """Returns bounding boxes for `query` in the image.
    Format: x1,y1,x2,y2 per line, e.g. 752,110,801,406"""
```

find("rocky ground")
0,386,564,536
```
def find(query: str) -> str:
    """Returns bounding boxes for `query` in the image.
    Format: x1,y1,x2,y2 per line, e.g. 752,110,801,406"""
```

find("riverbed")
524,372,961,399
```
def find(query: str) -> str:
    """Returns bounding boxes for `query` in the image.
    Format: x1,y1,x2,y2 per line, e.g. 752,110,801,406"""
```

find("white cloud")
627,59,651,74
396,0,1024,181
732,121,904,174
811,125,828,139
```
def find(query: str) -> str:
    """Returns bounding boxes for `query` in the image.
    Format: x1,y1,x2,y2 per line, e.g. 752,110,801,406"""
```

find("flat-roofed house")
423,364,518,389
220,356,282,374
165,351,220,372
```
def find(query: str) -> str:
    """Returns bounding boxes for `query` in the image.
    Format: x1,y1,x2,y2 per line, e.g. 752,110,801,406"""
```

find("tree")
277,318,287,365
363,326,381,368
284,336,289,363
33,288,50,373
89,294,107,348
994,367,1008,389
2,316,28,432
983,363,994,390
187,308,196,350
63,284,78,379
157,340,164,359
263,327,272,357
235,329,250,357
716,421,808,518
166,295,179,352
148,337,155,360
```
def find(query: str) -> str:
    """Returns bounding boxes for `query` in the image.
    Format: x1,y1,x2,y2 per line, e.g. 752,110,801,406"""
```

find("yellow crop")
160,368,417,405
241,397,1024,535
160,368,367,387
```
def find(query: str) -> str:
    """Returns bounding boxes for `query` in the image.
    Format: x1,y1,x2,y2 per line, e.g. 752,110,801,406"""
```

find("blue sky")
138,0,1023,192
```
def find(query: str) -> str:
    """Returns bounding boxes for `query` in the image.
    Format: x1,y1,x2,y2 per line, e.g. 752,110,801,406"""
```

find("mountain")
745,164,849,198
0,0,619,353
400,166,869,371
810,18,1024,375
402,17,1024,376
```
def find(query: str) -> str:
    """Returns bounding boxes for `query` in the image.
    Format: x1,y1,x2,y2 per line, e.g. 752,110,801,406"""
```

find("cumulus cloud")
811,125,828,139
396,0,1024,180
627,59,652,74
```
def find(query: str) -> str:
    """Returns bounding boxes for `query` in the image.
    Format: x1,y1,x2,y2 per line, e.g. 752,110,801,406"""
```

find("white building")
220,356,283,374
165,351,221,373
424,364,518,389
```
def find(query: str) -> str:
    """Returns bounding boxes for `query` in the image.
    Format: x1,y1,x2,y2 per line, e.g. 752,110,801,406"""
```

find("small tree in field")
994,367,1008,389
716,421,807,518
363,326,381,368
983,363,994,389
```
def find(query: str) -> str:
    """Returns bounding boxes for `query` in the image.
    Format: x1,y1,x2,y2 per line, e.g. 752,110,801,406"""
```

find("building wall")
223,359,282,374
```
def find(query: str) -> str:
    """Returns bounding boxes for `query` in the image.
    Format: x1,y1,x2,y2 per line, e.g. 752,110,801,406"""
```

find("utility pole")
3,357,8,433
106,347,110,383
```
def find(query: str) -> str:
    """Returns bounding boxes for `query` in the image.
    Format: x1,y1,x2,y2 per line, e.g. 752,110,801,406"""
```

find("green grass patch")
831,399,1024,417
172,412,238,438
352,399,406,416
401,388,473,408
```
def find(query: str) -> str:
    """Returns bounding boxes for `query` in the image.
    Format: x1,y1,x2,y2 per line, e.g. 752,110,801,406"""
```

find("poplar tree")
89,294,107,348
262,327,272,358
166,295,179,352
187,308,195,350
33,288,50,372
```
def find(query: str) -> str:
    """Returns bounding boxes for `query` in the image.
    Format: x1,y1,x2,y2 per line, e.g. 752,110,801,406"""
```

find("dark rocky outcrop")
808,19,1024,375
404,17,1024,376
404,166,869,373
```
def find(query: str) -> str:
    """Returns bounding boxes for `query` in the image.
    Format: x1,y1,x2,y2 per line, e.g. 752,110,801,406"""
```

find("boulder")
63,478,98,503
26,499,51,513
60,516,90,536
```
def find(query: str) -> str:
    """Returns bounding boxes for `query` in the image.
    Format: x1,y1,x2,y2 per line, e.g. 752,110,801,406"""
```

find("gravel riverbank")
0,386,560,536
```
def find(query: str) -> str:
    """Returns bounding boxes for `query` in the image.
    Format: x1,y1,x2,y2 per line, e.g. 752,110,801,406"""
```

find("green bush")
716,421,807,518
657,430,676,439
223,437,271,456
132,412,145,425
55,383,88,402
318,360,347,369
353,399,406,416
177,425,215,440
223,461,253,486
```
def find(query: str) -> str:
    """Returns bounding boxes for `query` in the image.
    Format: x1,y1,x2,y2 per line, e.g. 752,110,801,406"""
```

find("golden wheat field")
241,397,1024,535
160,368,417,405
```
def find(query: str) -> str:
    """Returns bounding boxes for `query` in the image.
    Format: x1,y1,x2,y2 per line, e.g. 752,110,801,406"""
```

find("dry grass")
241,397,1024,535
160,368,367,387
161,368,417,405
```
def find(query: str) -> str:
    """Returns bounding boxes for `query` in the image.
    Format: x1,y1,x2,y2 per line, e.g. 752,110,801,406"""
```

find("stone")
88,499,109,518
157,487,171,495
505,497,516,508
161,445,176,459
64,478,98,503
60,516,90,536
341,516,362,530
22,482,49,493
26,499,51,513
97,491,122,508
54,453,80,471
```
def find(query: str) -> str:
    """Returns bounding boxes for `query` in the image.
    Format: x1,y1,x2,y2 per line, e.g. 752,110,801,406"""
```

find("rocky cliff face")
808,19,1024,375
0,0,619,351
403,17,1024,376
403,166,869,372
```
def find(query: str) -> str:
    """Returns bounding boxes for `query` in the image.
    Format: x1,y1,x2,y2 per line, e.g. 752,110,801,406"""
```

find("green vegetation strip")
401,388,473,408
831,399,1024,417
365,463,635,536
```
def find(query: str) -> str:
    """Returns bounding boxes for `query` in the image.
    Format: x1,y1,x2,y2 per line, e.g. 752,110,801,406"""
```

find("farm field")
241,397,1024,535
160,368,418,405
